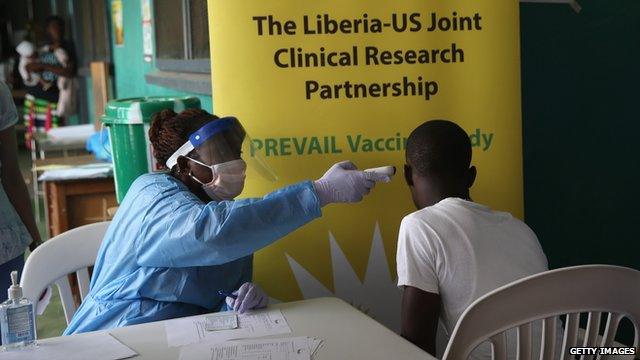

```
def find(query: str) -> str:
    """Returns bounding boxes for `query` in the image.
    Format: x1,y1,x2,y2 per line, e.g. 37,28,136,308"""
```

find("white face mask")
188,158,247,201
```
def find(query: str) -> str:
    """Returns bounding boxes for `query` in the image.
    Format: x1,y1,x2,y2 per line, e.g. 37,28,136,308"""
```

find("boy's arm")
396,216,442,356
401,286,441,356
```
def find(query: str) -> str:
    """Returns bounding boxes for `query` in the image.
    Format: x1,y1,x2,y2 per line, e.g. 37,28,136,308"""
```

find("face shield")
165,116,277,182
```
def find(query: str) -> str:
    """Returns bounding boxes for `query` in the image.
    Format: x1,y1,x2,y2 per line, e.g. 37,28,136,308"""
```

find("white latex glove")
225,282,269,313
313,160,390,207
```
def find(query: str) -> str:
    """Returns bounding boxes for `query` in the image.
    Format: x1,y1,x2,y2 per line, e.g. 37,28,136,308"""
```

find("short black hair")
45,16,65,31
406,119,471,178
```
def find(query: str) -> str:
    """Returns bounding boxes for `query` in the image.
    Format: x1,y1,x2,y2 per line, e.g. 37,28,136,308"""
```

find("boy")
397,120,552,359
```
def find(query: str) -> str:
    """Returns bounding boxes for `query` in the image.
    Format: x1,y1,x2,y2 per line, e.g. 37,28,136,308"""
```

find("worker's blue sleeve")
135,181,321,268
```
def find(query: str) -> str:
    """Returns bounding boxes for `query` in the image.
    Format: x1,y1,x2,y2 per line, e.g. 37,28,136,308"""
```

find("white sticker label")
205,313,238,331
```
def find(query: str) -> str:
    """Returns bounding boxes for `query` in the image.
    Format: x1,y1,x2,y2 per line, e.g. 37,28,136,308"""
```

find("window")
154,0,210,73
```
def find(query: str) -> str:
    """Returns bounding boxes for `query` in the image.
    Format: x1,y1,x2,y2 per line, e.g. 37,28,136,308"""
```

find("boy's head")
404,119,476,209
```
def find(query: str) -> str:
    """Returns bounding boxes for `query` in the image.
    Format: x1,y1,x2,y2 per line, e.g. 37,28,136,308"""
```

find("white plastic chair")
442,265,640,360
20,221,110,324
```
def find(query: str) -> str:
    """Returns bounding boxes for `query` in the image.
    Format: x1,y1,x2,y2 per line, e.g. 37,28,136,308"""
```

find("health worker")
64,108,389,334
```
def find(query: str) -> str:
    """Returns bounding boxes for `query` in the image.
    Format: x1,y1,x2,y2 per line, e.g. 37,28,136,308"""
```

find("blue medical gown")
63,173,321,335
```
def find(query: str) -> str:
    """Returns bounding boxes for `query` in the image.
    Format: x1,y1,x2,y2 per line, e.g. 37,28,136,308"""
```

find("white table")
39,297,433,359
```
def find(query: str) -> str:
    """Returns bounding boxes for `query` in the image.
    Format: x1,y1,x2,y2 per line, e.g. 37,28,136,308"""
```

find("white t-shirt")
397,197,554,360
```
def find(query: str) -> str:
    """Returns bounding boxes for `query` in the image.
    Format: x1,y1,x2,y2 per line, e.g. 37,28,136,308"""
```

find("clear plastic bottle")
0,271,36,350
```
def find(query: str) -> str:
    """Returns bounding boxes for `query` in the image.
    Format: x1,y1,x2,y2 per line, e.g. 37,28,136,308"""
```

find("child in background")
21,16,77,148
15,41,40,87
396,120,560,360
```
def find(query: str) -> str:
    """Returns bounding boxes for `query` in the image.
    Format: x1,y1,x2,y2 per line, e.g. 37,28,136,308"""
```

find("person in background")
63,108,389,335
396,120,559,359
23,15,76,146
0,81,42,299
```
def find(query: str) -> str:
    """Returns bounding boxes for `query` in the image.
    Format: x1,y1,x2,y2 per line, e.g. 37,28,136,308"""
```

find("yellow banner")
208,1,522,331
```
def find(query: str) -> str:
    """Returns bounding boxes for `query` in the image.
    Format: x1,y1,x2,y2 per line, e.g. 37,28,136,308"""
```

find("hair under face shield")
165,116,277,181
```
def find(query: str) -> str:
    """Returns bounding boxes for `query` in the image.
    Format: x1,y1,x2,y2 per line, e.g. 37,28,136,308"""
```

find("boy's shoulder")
401,198,462,227
402,207,436,225
401,197,518,234
399,205,450,243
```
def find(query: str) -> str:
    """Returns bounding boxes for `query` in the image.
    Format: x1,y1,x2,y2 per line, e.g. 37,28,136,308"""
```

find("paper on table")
165,308,291,347
179,337,320,360
47,124,95,142
0,333,137,360
38,164,113,181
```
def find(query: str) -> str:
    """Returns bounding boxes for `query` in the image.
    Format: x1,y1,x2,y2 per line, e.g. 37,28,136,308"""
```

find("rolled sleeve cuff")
397,273,440,295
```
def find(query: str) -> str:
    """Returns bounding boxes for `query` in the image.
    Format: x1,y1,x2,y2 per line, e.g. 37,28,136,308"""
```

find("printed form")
179,336,325,360
165,309,292,347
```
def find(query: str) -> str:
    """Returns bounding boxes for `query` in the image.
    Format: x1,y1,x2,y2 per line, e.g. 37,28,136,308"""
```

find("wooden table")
31,132,90,225
44,177,118,237
38,297,433,360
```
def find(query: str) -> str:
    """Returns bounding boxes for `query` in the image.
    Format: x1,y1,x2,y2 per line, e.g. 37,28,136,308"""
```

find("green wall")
110,0,212,111
520,1,640,272
520,4,638,343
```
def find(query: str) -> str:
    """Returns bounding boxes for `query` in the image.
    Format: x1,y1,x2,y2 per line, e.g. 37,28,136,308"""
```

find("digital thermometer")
364,166,396,178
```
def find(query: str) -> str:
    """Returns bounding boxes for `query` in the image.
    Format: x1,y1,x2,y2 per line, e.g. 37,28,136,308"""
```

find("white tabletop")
39,297,433,360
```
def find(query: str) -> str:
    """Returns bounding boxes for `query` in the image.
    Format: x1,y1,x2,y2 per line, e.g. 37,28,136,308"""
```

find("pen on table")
218,290,237,299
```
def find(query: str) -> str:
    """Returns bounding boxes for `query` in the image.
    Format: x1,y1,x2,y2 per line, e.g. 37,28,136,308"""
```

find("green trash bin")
102,96,201,202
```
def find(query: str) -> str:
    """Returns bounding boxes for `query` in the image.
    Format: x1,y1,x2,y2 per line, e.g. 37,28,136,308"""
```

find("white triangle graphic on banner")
285,222,401,332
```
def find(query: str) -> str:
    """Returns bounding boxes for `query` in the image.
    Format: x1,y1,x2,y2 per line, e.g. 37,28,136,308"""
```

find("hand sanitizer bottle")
0,271,36,350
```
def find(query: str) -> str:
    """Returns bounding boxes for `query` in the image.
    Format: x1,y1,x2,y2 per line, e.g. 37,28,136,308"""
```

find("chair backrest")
442,265,640,360
20,221,110,324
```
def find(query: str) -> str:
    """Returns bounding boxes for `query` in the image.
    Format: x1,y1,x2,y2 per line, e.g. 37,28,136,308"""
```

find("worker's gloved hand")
225,282,269,314
313,161,390,207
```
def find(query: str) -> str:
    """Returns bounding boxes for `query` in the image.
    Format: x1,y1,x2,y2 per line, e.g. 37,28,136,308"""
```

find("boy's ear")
404,164,414,186
466,166,477,188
